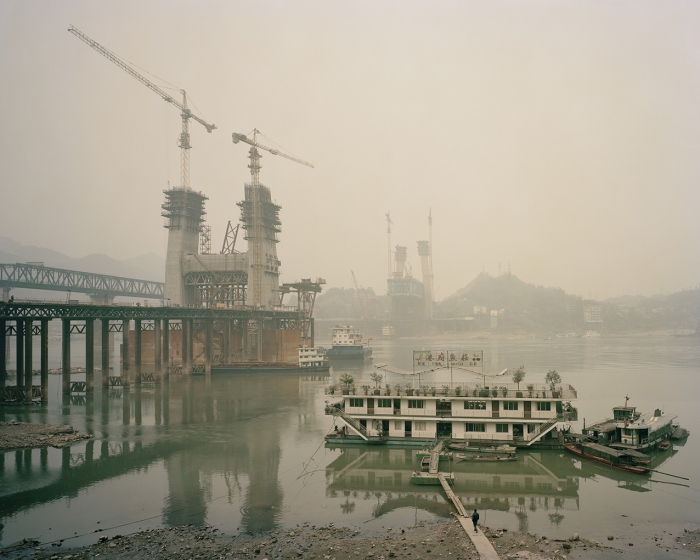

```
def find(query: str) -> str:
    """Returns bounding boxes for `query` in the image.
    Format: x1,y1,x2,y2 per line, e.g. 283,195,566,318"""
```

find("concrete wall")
164,227,200,306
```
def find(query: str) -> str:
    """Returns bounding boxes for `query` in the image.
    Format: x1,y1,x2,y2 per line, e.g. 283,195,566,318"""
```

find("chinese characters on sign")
412,350,483,368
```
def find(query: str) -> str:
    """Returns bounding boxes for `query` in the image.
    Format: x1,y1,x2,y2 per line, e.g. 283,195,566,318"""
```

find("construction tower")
162,188,207,305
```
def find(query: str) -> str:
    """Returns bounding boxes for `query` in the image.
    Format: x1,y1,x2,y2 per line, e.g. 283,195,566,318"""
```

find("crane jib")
68,25,215,189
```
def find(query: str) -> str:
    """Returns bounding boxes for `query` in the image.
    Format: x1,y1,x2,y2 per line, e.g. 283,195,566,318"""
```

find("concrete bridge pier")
182,319,192,376
0,318,6,390
85,318,94,395
163,320,170,378
154,319,162,382
135,386,142,425
122,385,130,424
1,286,10,302
101,319,110,389
122,319,130,388
188,320,195,371
205,319,213,375
16,320,24,389
24,319,33,403
61,319,71,396
134,319,142,385
40,319,49,403
222,320,231,365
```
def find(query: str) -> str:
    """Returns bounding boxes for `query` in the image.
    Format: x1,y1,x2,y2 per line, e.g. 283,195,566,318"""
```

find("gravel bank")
1,520,648,560
0,420,91,451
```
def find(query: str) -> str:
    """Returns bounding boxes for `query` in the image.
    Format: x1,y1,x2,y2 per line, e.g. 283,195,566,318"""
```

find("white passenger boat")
324,380,578,447
298,346,330,371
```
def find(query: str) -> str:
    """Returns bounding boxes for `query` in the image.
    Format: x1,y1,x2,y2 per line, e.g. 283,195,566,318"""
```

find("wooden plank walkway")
413,438,500,560
429,440,443,474
456,516,500,560
438,474,467,517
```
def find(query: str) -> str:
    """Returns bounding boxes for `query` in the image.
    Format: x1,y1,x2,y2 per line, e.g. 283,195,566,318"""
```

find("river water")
1,334,698,554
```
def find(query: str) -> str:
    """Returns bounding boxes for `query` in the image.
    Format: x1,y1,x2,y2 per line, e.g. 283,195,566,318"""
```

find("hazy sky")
1,0,699,299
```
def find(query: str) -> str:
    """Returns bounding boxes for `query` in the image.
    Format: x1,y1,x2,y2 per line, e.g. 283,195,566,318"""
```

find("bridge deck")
0,302,302,322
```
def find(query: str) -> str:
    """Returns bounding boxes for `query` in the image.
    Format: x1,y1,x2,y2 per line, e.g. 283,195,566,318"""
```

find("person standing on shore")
471,509,479,533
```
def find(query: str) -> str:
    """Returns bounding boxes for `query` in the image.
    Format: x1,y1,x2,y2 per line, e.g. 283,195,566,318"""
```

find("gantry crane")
68,25,216,190
232,129,313,306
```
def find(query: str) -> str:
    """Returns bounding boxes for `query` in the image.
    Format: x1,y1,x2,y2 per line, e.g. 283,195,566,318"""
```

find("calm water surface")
1,335,698,553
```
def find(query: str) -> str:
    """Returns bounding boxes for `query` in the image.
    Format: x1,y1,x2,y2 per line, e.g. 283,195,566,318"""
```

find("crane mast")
232,129,313,307
68,25,216,190
385,212,393,279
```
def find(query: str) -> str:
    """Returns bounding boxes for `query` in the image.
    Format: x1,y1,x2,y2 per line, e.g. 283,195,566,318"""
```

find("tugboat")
325,325,373,360
582,396,680,451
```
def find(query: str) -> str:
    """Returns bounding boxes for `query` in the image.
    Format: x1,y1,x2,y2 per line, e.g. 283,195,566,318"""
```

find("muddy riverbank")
4,519,692,560
0,420,91,451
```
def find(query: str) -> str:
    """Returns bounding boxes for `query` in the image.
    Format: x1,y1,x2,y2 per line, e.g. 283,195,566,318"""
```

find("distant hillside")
437,272,699,334
437,273,582,333
315,287,388,319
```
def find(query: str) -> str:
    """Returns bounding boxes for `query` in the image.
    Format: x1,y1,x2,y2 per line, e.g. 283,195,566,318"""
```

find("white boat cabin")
332,325,364,347
326,383,577,445
298,347,329,368
585,404,676,450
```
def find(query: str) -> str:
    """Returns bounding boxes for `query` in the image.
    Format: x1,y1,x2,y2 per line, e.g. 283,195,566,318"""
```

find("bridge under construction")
1,28,325,405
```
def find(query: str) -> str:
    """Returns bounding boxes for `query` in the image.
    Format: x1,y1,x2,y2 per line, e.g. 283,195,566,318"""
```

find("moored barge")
564,442,650,474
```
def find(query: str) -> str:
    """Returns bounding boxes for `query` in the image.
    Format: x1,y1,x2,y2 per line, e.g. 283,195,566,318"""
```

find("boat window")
466,422,486,432
394,421,402,430
464,400,487,410
415,421,427,431
496,423,509,433
408,400,425,409
377,399,392,408
349,398,364,407
503,401,518,411
536,402,552,411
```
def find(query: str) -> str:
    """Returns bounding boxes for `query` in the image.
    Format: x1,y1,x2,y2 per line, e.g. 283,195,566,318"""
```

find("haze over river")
1,334,698,553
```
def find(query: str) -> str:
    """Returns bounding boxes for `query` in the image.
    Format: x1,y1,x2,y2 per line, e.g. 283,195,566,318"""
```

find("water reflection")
0,335,696,547
322,443,682,531
0,372,326,544
325,446,580,527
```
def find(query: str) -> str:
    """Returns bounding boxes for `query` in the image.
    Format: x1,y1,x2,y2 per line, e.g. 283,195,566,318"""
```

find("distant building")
490,309,499,328
583,305,603,324
473,305,487,315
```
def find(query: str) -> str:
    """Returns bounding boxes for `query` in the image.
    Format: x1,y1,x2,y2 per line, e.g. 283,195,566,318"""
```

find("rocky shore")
0,420,91,451
3,519,682,560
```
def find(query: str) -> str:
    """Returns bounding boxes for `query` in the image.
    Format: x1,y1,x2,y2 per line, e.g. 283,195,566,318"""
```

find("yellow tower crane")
68,25,216,190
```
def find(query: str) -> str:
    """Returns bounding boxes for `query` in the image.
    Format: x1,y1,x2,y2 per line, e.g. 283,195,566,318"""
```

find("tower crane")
385,212,393,279
68,25,216,190
232,129,313,306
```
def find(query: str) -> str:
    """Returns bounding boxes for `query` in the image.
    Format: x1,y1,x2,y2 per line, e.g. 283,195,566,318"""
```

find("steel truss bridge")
0,263,164,299
0,302,303,330
1,301,309,404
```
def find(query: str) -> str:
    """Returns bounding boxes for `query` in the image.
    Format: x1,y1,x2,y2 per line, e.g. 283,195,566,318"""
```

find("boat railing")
323,383,577,399
583,417,614,431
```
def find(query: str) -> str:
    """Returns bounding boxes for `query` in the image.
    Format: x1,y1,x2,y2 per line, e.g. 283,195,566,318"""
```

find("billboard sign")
412,350,483,369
